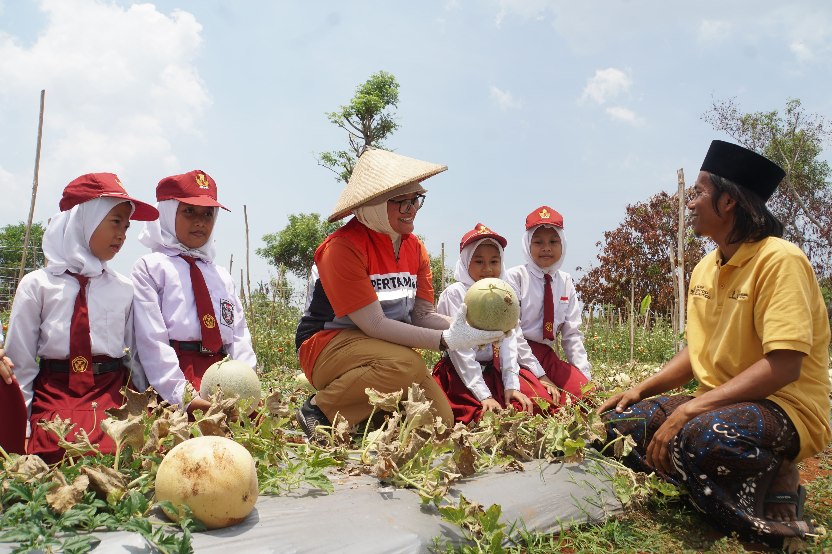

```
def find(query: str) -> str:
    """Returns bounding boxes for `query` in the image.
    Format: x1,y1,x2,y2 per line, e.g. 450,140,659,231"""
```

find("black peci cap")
700,140,785,201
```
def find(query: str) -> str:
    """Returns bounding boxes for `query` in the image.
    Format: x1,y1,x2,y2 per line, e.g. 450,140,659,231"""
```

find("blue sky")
2,0,831,299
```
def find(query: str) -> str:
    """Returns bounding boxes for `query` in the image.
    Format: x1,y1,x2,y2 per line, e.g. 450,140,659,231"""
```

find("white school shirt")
505,265,591,378
5,269,141,417
131,252,256,407
437,282,543,401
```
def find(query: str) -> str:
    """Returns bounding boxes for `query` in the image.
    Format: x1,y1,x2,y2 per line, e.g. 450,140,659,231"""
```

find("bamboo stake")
440,242,445,294
243,205,256,350
19,90,46,282
629,265,635,364
676,168,687,352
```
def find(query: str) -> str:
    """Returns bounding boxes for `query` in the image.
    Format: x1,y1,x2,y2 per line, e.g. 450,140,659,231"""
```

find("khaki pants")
310,329,453,427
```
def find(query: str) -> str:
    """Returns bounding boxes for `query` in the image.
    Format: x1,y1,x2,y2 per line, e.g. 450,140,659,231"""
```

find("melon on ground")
155,435,258,529
199,357,261,411
463,277,520,332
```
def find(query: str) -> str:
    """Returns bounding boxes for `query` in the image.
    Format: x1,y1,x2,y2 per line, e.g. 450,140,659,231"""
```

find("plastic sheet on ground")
1,458,622,553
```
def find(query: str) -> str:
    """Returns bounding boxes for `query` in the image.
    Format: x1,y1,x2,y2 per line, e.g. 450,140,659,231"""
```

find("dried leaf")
6,455,51,482
80,465,126,498
371,455,397,480
59,428,99,459
106,387,155,420
196,411,228,436
265,389,289,417
332,414,352,446
402,395,433,432
365,388,403,412
101,415,145,450
46,474,90,514
613,430,636,458
37,415,75,447
453,444,477,477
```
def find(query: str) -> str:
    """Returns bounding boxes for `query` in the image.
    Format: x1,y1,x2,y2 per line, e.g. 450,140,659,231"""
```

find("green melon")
199,357,261,411
463,277,520,332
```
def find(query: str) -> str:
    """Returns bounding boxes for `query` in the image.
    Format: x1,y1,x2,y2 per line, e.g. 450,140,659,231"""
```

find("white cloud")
789,40,814,62
490,86,522,110
605,106,644,126
494,0,551,27
697,19,732,43
581,68,632,105
0,0,209,216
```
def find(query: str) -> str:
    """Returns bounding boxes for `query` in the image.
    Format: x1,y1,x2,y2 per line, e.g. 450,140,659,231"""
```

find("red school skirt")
527,340,590,404
432,356,556,425
28,358,127,464
169,340,226,393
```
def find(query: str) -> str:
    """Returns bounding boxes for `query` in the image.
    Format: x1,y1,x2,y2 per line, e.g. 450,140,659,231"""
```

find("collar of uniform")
719,240,766,268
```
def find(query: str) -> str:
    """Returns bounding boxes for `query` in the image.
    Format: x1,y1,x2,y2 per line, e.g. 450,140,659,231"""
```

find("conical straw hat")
328,147,447,222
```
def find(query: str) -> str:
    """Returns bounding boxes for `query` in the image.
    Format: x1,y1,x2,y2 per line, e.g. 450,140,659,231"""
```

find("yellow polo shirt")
687,237,831,462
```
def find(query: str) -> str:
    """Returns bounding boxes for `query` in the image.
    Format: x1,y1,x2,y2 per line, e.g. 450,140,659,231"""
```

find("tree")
703,98,832,280
318,71,400,183
0,222,46,310
257,213,343,281
576,191,707,317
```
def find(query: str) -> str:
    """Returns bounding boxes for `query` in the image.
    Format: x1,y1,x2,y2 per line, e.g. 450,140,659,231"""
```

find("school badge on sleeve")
220,299,234,327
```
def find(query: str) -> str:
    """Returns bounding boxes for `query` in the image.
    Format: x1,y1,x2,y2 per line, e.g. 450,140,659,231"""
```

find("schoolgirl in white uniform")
506,206,591,404
5,173,158,463
131,170,256,415
432,223,559,424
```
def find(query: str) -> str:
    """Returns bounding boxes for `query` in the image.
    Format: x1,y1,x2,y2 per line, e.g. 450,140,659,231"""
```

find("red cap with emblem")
156,170,230,211
460,222,507,251
524,205,564,230
59,173,159,221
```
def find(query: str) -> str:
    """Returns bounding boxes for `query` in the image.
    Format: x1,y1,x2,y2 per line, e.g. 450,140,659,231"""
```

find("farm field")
2,292,831,553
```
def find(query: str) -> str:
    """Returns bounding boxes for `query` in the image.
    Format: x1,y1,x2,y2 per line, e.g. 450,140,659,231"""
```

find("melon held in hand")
199,357,261,411
155,435,258,529
463,277,520,332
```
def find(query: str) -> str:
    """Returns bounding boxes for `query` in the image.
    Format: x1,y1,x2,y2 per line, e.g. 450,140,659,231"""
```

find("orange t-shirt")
297,219,434,378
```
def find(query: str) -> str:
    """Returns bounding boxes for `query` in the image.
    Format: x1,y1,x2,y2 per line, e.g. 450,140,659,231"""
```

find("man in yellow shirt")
599,140,831,544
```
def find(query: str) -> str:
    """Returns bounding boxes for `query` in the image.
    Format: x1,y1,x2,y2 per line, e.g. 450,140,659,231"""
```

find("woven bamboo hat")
328,147,447,222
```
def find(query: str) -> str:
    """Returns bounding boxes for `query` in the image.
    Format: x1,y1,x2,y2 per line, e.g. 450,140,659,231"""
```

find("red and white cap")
524,205,564,230
459,222,507,251
59,173,159,221
156,170,229,211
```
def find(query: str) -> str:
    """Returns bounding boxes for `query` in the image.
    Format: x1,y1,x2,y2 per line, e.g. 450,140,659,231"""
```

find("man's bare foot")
764,460,802,522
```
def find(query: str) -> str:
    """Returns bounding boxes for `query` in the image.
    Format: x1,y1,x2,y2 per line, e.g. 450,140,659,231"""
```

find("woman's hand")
0,348,15,385
596,387,642,415
442,304,504,351
481,397,502,413
505,389,534,413
538,376,559,401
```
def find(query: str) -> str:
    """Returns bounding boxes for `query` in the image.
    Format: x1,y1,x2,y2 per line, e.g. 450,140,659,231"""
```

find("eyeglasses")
388,194,426,214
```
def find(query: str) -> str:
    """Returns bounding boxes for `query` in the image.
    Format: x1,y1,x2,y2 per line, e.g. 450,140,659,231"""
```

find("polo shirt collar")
718,239,766,268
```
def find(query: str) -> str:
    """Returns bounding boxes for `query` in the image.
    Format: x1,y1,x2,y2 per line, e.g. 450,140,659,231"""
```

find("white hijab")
521,224,567,279
453,237,508,289
351,181,427,257
137,199,219,262
42,197,134,277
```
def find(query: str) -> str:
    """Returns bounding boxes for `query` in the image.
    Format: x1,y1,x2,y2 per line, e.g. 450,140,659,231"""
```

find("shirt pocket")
101,309,127,354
